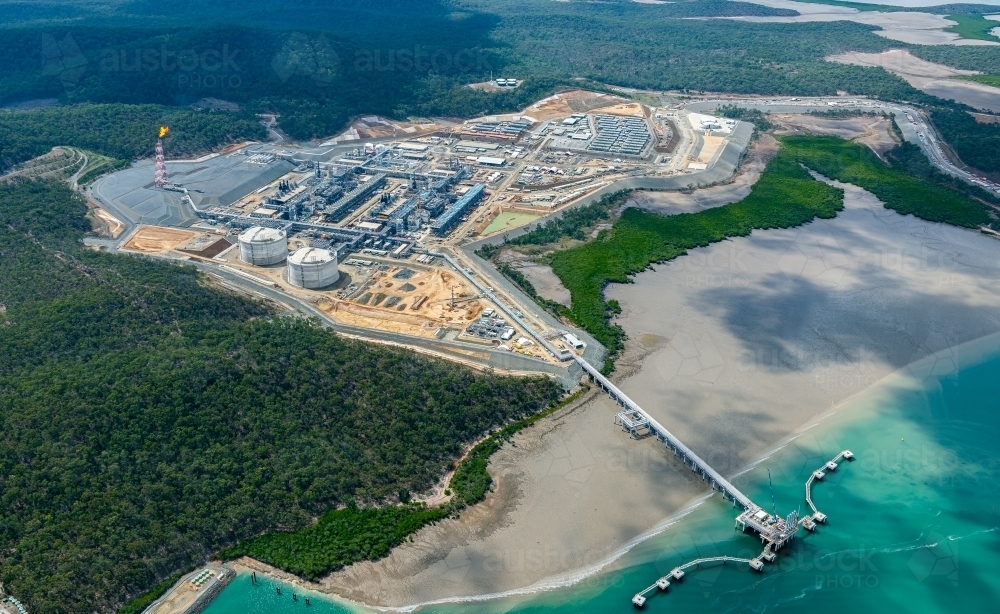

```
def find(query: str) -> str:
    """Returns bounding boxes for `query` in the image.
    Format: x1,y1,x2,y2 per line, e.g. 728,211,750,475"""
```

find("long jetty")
629,449,854,608
443,248,855,608
571,358,860,609
446,243,856,608
574,356,756,511
630,556,753,607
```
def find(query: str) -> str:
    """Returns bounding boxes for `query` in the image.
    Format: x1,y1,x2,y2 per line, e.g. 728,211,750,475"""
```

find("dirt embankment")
123,226,200,253
628,133,780,215
773,114,900,157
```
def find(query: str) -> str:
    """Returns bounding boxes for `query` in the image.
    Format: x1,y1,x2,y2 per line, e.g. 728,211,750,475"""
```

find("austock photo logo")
41,32,246,90
41,33,87,87
271,33,341,86
99,44,243,89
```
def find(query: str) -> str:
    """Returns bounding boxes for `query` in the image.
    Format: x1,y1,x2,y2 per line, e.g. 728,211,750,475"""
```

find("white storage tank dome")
238,226,287,266
288,247,339,289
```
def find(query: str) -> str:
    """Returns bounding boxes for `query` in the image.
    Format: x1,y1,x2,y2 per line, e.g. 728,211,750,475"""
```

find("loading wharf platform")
571,356,855,608
631,449,854,607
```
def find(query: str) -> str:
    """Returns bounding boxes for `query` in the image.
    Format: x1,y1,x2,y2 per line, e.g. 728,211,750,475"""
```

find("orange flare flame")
158,126,169,138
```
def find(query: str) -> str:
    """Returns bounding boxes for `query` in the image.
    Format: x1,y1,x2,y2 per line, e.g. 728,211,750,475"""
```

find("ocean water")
205,338,1000,613
200,572,358,614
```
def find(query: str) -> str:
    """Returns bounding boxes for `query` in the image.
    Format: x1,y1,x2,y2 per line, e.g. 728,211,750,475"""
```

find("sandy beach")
315,122,1000,609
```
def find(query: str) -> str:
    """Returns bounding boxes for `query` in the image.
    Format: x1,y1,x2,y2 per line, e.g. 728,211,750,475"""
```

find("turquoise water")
201,572,358,614
206,341,1000,613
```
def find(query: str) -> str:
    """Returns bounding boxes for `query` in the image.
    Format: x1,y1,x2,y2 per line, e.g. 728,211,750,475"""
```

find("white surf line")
368,494,716,613
356,332,1000,612
359,422,839,612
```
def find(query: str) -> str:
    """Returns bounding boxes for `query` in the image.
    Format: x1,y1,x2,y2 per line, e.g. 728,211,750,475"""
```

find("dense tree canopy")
0,104,264,171
1,0,996,174
0,179,560,613
930,107,1000,173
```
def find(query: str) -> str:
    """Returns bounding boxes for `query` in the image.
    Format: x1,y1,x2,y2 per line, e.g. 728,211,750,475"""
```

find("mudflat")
317,177,1000,609
606,179,1000,477
732,0,1000,46
829,49,1000,113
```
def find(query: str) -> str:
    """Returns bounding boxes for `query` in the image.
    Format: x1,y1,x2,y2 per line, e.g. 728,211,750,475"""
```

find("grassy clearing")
958,74,1000,88
544,135,993,372
482,211,540,236
218,386,589,580
75,149,128,185
944,14,1000,42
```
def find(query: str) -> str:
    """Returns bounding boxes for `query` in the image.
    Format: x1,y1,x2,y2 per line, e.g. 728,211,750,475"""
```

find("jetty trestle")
802,450,853,526
577,356,755,511
574,353,856,608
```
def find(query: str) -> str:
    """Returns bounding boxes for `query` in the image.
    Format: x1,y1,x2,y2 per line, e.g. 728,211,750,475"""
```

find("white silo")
288,247,339,289
238,226,287,265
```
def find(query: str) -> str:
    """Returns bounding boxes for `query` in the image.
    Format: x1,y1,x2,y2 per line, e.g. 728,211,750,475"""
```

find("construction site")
87,90,750,378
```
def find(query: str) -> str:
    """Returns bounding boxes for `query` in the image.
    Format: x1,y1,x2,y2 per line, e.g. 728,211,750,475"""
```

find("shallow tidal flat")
828,49,1000,113
316,180,1000,609
732,0,1000,46
606,179,1000,478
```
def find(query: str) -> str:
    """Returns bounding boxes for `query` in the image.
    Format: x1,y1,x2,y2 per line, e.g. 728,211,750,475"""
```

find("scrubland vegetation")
0,104,263,171
0,179,560,613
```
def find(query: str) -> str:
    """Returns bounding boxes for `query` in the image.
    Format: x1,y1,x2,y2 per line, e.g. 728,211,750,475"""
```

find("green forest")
929,107,1000,173
0,1,999,611
0,104,264,171
1,0,996,162
0,178,561,614
217,386,585,581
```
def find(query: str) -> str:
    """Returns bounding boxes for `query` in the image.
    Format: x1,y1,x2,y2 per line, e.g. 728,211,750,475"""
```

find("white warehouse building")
288,247,340,289
238,226,287,266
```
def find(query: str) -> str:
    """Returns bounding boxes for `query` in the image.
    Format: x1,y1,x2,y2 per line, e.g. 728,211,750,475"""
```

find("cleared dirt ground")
92,207,125,238
597,102,647,117
524,90,631,121
327,266,485,338
971,112,1000,124
696,134,726,163
122,225,201,253
628,133,780,214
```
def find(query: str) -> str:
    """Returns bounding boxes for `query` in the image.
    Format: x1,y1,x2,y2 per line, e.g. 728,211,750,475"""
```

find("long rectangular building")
430,184,486,236
325,173,387,221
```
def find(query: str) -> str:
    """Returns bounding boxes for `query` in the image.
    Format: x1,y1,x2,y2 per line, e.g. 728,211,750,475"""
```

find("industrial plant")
89,91,746,373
